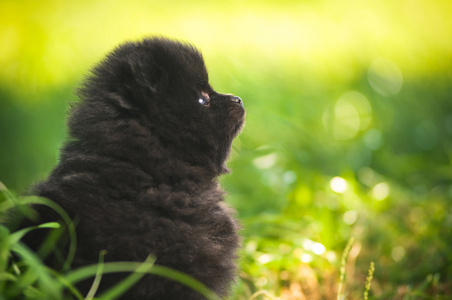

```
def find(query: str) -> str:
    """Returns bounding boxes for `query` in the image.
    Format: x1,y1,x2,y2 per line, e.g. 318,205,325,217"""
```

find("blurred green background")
1,0,452,299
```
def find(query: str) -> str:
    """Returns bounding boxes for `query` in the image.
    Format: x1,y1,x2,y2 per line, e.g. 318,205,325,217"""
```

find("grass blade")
63,258,221,300
337,237,354,300
85,250,107,300
11,242,61,299
364,261,375,300
98,255,156,299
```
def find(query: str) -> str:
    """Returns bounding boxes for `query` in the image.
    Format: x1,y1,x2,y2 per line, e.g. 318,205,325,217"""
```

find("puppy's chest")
138,186,227,219
136,186,238,237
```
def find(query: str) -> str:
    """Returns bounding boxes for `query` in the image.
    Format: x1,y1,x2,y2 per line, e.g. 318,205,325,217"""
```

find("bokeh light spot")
302,239,315,251
326,251,337,262
334,99,360,140
323,91,372,140
256,276,268,287
283,170,297,184
253,153,277,169
372,182,390,200
357,167,377,186
258,254,273,264
330,176,348,193
312,242,326,255
343,210,358,224
300,253,313,263
368,58,403,96
391,246,406,262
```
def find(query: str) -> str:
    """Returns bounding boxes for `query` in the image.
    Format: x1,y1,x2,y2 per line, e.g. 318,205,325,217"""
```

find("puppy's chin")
214,93,245,137
229,99,245,118
230,109,246,137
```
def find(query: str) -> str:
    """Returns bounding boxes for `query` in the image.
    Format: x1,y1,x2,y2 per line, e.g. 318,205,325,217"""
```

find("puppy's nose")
232,96,243,106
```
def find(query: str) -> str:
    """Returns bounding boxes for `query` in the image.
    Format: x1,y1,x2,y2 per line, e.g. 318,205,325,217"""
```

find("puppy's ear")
110,51,167,111
79,43,168,112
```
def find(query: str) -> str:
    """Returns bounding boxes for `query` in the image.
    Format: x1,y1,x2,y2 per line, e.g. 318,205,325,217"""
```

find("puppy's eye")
198,91,211,107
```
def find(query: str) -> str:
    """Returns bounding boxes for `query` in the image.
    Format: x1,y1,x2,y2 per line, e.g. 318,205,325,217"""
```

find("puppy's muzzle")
231,96,243,106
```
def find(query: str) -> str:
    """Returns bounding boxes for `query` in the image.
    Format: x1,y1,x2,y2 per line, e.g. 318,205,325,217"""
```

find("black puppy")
24,37,245,299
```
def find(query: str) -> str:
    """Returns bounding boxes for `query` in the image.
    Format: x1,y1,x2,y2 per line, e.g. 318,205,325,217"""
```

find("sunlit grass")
337,237,354,300
363,261,375,300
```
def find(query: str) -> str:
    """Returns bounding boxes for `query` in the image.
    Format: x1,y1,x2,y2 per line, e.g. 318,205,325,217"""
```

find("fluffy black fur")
22,37,245,299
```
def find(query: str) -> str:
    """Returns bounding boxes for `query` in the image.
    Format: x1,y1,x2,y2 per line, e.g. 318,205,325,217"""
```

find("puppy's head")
76,37,245,174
